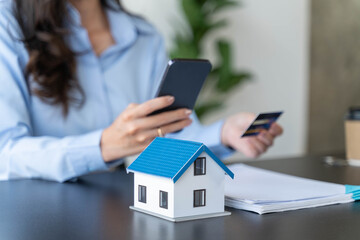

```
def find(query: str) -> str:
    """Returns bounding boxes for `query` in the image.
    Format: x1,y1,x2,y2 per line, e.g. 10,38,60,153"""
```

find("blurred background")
122,0,360,161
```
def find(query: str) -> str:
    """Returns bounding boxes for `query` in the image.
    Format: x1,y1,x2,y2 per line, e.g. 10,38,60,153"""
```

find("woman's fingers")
238,140,261,158
103,97,195,162
246,131,275,157
122,96,174,120
135,108,192,131
257,131,274,146
248,138,267,156
133,118,193,144
269,123,283,137
126,103,139,109
161,118,192,134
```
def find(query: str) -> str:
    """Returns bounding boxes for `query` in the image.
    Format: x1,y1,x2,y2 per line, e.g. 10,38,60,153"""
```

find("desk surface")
1,156,360,240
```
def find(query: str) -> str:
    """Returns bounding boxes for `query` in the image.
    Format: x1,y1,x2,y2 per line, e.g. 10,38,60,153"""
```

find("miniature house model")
127,137,234,222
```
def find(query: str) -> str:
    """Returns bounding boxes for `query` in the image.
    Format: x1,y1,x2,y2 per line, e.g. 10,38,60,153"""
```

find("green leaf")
213,0,239,13
195,0,208,6
208,19,228,33
170,41,199,59
195,101,223,119
217,72,251,92
217,40,231,67
210,67,220,76
214,39,251,92
182,0,205,29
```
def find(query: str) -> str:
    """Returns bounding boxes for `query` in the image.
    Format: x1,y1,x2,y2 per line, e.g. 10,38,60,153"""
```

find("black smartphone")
151,59,212,115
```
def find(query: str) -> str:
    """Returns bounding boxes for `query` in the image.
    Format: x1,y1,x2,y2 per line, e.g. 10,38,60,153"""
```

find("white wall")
123,0,310,160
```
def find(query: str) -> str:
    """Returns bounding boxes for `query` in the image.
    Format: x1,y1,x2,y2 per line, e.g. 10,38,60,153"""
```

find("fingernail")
168,96,175,102
185,109,192,115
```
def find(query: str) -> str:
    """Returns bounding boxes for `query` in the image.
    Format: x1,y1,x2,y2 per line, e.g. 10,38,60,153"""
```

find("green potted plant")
170,0,251,120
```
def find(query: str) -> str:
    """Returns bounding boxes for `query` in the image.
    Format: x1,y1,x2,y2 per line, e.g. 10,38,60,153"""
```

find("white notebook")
224,164,357,214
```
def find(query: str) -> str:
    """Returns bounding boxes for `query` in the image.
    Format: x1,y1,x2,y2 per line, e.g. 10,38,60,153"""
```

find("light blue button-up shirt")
0,0,231,182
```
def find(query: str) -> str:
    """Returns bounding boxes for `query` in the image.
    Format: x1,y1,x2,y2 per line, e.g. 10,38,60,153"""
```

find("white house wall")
133,172,174,218
173,152,225,218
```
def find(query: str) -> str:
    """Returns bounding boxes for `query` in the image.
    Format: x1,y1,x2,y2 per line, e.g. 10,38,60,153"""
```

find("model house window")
138,185,146,203
194,189,206,207
159,191,168,209
194,157,206,175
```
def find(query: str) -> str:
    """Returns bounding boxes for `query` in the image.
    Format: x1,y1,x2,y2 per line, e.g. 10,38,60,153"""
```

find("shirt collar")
64,3,138,57
106,7,137,52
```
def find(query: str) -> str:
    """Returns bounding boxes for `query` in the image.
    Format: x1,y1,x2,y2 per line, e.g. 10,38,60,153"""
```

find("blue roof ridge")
161,137,203,146
203,146,234,179
172,144,204,182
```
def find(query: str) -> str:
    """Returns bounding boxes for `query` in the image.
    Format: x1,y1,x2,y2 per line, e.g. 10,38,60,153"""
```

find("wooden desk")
1,156,360,240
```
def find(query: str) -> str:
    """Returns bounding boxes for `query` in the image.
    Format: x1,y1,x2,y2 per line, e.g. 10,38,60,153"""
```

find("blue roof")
127,137,234,183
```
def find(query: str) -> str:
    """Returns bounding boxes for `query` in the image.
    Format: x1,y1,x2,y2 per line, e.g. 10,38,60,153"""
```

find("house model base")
130,206,231,222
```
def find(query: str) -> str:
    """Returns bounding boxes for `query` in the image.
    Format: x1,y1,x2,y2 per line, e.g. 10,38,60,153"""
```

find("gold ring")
157,128,164,137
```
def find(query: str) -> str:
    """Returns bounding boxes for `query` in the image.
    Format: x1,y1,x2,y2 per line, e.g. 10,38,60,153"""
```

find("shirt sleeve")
0,4,109,182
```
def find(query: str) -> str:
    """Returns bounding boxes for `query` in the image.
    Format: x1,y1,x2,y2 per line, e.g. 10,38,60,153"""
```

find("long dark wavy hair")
12,0,122,115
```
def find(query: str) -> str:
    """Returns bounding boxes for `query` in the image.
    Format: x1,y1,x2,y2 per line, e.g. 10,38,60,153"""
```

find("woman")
0,0,282,182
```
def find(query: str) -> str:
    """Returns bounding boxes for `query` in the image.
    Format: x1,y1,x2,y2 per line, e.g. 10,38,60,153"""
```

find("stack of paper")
225,164,360,214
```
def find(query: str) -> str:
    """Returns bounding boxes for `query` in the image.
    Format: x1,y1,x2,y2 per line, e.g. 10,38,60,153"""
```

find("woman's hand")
221,113,283,158
100,96,192,162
